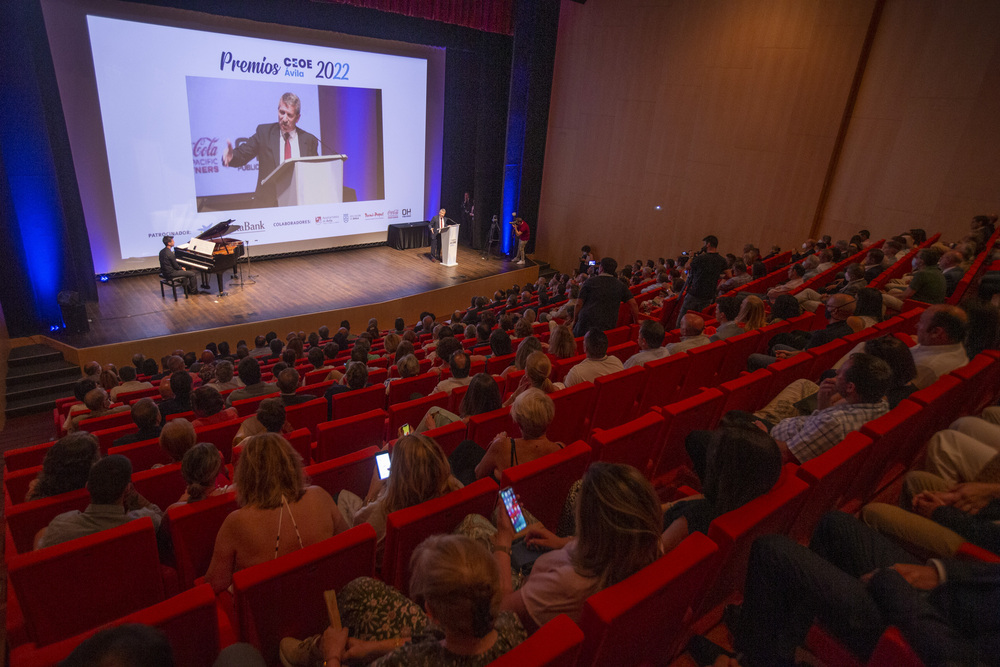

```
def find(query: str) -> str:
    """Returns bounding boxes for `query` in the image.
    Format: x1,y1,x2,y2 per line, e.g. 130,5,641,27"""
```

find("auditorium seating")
168,492,240,590
588,366,647,430
305,446,380,500
499,440,591,530
386,392,448,439
107,437,174,471
313,409,386,463
589,411,664,474
487,614,583,667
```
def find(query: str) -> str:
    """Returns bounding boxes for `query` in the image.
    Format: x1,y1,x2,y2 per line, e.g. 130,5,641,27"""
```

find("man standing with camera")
677,234,728,326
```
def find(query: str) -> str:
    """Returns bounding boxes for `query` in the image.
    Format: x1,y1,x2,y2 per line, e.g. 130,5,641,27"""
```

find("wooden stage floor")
49,244,535,351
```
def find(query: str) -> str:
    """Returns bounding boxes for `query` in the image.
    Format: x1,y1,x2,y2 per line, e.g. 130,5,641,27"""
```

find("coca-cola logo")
192,138,219,157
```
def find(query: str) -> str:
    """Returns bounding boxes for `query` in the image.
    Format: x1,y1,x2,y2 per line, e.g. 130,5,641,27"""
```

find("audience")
67,387,130,433
624,320,669,368
563,329,624,387
225,357,278,407
666,313,712,354
112,398,163,448
108,366,152,401
190,386,238,428
469,388,562,484
25,432,100,503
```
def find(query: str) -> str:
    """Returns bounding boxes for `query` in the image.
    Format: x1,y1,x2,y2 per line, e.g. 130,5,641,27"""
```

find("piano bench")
160,277,189,301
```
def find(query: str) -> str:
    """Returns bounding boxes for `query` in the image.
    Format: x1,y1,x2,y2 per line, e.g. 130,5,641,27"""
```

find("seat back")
551,354,586,384
792,432,874,543
764,353,815,400
718,369,774,415
93,424,137,456
847,400,924,509
107,437,173,471
547,382,597,444
283,398,328,440
588,367,648,431
331,384,386,420
606,341,639,365
678,341,729,397
907,374,968,436
383,478,499,592
487,353,517,375
806,338,853,381
75,410,134,434
305,446,380,500
950,353,1000,416
7,489,90,555
448,384,470,413
423,419,470,456
486,614,583,667
635,353,691,412
577,532,720,667
194,416,248,463
5,465,43,506
499,441,591,530
717,330,761,384
314,409,387,463
650,389,725,485
231,393,276,417
387,392,448,440
589,412,665,475
9,517,166,646
285,427,313,465
167,492,239,590
387,372,440,405
466,406,520,447
5,441,56,473
131,463,187,510
605,325,631,347
233,524,377,662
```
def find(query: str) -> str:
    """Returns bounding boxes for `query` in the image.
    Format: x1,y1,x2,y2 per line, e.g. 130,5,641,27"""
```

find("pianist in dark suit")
159,236,200,295
221,92,320,208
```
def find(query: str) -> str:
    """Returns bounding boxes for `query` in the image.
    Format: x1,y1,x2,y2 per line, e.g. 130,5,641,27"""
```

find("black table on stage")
387,221,431,250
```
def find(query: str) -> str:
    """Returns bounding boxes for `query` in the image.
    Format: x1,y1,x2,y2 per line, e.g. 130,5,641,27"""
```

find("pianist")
221,92,320,207
159,236,201,295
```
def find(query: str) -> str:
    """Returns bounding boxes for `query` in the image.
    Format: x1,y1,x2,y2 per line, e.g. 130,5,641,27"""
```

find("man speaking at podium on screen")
221,92,320,207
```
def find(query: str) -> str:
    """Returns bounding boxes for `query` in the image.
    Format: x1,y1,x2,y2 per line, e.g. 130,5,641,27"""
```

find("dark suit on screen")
226,122,320,207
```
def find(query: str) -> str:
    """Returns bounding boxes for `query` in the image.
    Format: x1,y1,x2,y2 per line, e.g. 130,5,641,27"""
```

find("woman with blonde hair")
503,351,558,407
473,388,562,483
547,324,577,359
736,295,768,332
337,434,462,561
205,433,348,592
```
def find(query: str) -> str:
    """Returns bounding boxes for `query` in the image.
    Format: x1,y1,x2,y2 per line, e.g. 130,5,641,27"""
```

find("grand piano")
175,220,245,295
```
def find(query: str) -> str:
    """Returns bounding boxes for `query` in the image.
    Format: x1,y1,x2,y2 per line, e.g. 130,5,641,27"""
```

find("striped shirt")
772,400,889,462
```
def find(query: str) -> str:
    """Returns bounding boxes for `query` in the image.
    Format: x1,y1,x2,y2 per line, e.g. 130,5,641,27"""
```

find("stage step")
5,344,79,419
533,260,559,280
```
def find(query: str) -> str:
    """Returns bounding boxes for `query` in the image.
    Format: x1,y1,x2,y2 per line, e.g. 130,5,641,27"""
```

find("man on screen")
221,92,319,207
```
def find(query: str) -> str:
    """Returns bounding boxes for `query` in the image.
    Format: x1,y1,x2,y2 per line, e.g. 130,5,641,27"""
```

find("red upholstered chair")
487,614,584,667
718,368,774,415
547,382,597,445
805,625,924,667
6,488,89,555
107,437,173,471
285,427,313,465
231,525,377,663
846,400,925,511
635,352,692,412
305,446,380,500
692,465,810,631
606,341,639,365
950,353,1000,417
487,353,517,375
605,325,631,347
423,419,469,457
448,383,471,412
806,338,853,380
499,440,591,530
386,392,448,440
755,319,792,354
466,406,520,448
576,532,721,666
387,372,440,405
194,416,248,463
367,367,389,385
383,478,499,593
4,441,56,473
955,541,1000,562
677,340,728,397
589,412,665,475
588,366,648,431
717,330,762,384
93,423,137,455
764,353,816,401
791,432,874,544
8,517,168,649
649,389,726,486
231,393,278,417
503,369,526,398
303,367,334,385
330,384,386,421
131,463,187,510
5,465,42,506
313,408,386,463
115,386,160,403
168,491,239,590
74,410,134,434
283,397,328,440
551,354,585,384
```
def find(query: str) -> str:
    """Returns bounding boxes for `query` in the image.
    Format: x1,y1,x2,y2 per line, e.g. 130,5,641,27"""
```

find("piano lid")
196,219,241,239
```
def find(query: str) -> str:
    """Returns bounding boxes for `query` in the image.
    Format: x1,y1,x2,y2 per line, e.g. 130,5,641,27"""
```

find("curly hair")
27,432,100,501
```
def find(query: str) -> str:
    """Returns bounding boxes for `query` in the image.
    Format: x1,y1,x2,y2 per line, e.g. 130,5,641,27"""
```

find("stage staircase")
5,344,79,419
533,259,560,281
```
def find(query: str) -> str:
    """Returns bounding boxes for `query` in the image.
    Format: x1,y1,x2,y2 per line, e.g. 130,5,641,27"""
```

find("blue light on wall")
501,164,520,255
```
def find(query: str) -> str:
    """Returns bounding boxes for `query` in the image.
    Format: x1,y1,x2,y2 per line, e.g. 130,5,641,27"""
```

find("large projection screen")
40,0,445,275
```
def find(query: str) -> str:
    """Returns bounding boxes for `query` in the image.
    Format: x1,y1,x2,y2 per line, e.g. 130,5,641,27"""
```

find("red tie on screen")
284,133,291,160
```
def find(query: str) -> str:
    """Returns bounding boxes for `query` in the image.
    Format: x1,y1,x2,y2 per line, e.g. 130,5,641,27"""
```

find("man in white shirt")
625,320,669,368
564,329,624,387
108,366,153,401
908,304,969,389
665,314,713,355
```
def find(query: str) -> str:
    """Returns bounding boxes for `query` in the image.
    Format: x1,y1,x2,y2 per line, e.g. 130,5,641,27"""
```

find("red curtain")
313,0,514,35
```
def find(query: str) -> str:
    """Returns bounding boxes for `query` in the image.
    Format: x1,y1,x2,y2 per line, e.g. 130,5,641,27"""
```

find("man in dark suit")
429,207,448,262
159,236,199,294
222,92,320,208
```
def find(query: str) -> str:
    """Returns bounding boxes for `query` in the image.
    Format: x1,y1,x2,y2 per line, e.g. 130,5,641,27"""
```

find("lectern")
260,154,347,207
441,223,460,267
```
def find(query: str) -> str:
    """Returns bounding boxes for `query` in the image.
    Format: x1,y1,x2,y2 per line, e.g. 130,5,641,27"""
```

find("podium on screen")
261,154,348,207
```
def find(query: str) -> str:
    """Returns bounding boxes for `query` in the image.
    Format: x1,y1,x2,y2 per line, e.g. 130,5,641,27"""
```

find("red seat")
677,340,728,397
635,353,692,412
806,625,924,667
692,465,810,630
949,353,1000,416
650,389,726,486
305,446,380,500
285,427,313,465
383,478,499,593
589,412,665,475
386,392,449,440
499,440,591,530
448,384,470,413
717,330,762,384
7,488,90,555
487,614,584,667
10,584,226,667
423,420,469,456
547,382,597,444
763,352,816,402
387,372,440,405
466,406,520,448
194,416,248,463
167,491,239,590
75,409,134,435
231,392,279,417
232,525,377,663
330,384,386,421
131,463,187,510
806,338,853,380
107,437,173,471
9,517,168,648
577,532,720,666
718,368,774,415
755,320,792,354
551,354,585,384
588,366,648,431
92,423,137,456
486,353,517,375
4,441,56,473
284,398,328,440
606,341,639,365
845,400,927,510
114,386,160,403
503,369,526,398
792,432,874,543
303,367,334,385
5,465,42,506
314,409,387,463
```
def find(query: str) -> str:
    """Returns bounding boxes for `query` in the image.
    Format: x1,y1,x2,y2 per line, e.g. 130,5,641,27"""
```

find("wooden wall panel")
821,0,1000,244
536,0,876,272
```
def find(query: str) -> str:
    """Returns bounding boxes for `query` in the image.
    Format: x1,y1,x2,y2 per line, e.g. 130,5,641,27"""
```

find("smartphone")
375,451,392,480
500,486,527,533
400,423,412,435
588,260,596,266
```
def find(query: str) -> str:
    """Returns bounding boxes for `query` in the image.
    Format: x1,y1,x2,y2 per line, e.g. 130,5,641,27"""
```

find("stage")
37,244,538,368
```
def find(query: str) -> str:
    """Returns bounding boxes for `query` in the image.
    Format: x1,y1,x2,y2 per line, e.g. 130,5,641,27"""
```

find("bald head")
917,304,968,346
939,251,963,270
679,313,705,337
827,293,856,321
